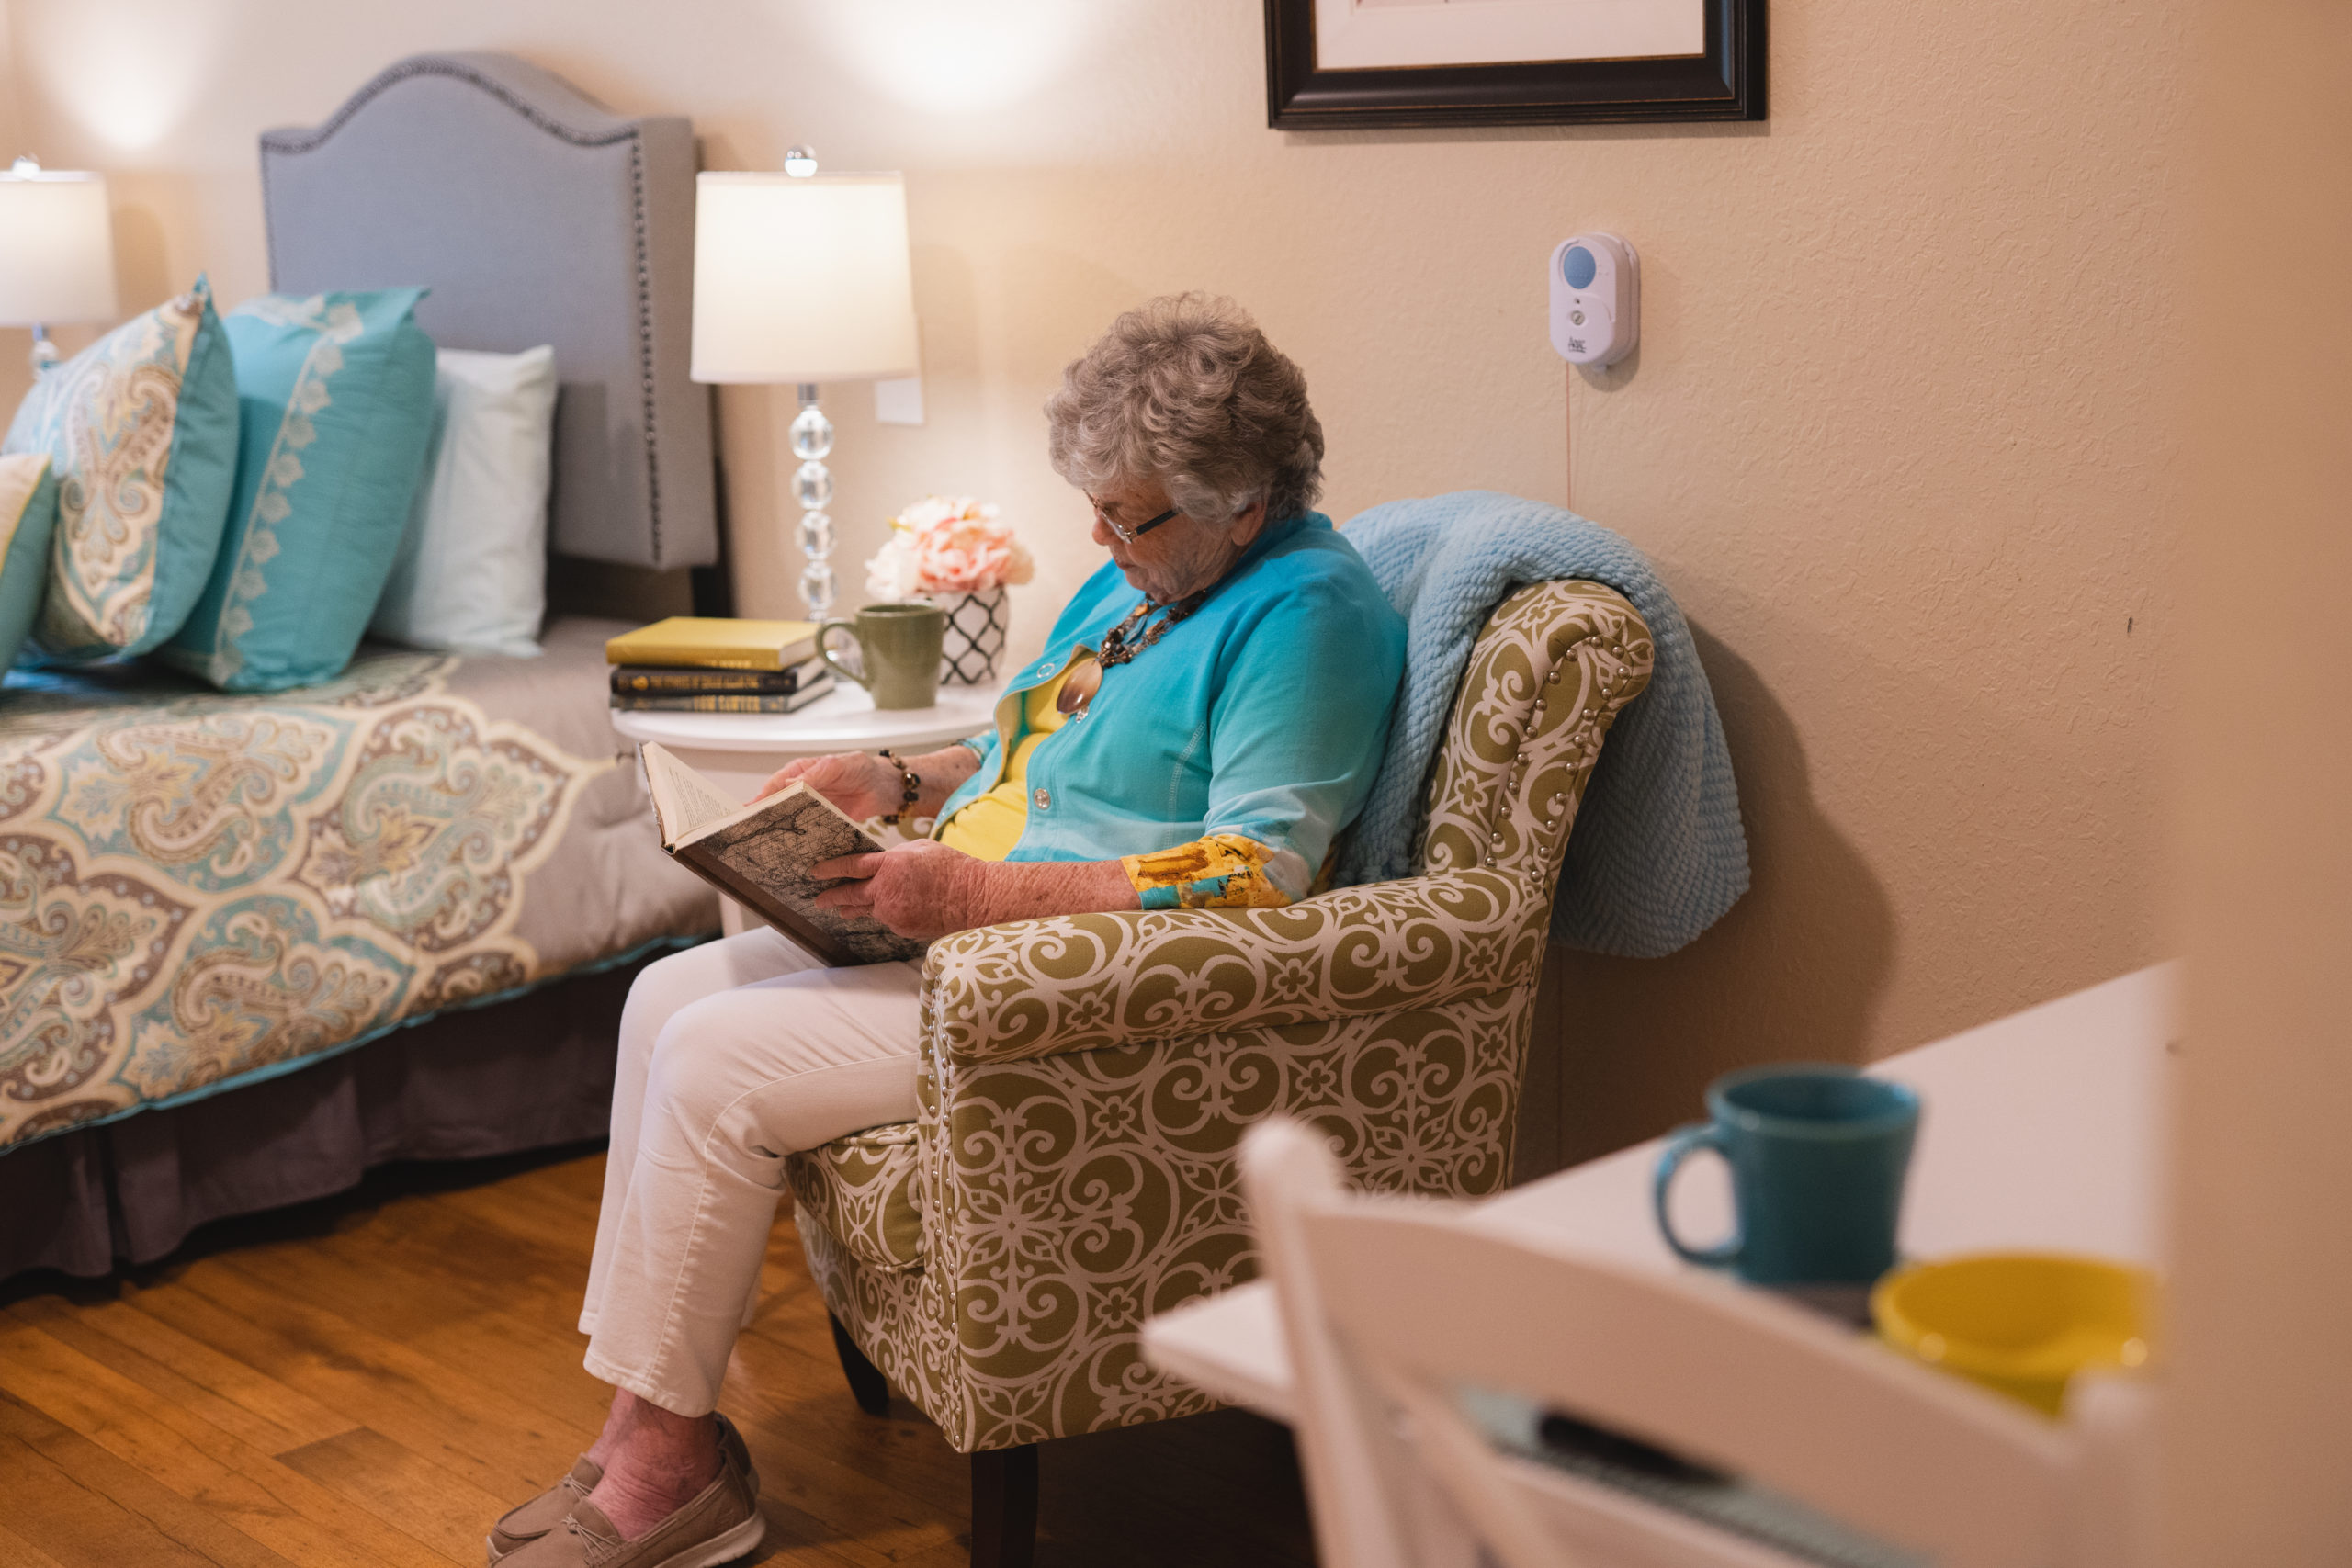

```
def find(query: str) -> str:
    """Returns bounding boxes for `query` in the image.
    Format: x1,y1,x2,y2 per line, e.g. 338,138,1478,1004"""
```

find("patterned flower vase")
934,587,1008,685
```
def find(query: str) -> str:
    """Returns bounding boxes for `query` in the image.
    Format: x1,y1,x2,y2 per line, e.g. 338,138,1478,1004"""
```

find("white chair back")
1240,1119,2154,1568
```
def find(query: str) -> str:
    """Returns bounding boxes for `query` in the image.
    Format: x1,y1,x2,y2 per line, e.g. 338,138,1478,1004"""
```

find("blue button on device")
1562,245,1598,288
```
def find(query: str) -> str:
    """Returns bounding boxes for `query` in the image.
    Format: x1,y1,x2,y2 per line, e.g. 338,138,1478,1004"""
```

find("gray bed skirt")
0,956,658,1283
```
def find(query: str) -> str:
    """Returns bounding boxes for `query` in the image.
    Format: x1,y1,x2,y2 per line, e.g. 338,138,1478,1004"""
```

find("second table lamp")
690,153,920,618
0,156,119,379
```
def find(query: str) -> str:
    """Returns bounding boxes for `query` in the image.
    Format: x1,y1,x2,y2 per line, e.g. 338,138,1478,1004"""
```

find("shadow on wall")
1523,620,1896,1173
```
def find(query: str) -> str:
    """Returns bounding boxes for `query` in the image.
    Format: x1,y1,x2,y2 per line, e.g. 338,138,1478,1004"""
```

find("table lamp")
0,157,119,378
691,153,919,617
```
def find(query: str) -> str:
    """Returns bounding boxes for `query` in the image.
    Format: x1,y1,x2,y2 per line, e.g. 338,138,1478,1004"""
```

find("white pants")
578,929,922,1416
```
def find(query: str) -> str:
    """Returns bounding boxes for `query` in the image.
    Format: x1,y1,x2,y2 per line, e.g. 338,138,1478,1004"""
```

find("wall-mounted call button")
1549,232,1639,367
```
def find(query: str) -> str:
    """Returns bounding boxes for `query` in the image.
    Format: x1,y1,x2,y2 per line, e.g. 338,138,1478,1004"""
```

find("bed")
0,53,728,1280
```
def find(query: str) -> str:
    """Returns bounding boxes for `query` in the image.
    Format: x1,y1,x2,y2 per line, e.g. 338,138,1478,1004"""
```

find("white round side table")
609,682,1003,936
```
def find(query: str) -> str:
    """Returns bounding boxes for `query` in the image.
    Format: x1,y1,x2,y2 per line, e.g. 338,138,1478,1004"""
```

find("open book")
639,742,927,966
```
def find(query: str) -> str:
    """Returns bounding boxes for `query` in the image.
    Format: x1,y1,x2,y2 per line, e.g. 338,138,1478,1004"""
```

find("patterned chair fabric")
785,1123,926,1273
788,579,1655,1452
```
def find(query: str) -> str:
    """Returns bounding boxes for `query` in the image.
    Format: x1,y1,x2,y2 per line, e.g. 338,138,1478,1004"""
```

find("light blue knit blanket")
1334,491,1748,957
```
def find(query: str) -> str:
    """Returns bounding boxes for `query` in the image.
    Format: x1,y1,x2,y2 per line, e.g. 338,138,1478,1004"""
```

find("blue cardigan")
935,513,1406,904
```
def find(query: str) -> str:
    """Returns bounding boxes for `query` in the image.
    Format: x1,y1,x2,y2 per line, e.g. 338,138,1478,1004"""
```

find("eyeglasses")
1087,493,1181,544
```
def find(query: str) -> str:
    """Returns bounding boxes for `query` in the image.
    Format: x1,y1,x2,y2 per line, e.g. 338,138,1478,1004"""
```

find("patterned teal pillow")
2,277,241,662
162,288,437,691
0,454,62,670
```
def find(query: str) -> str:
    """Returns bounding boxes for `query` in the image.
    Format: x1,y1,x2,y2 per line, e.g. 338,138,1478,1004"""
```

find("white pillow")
370,344,558,657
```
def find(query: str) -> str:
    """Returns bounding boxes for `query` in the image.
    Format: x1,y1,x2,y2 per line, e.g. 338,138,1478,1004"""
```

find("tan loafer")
488,1456,602,1563
499,1414,763,1568
486,1415,755,1565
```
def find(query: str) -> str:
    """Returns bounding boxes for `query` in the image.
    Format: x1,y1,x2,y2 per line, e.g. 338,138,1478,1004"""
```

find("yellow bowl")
1871,1252,2156,1416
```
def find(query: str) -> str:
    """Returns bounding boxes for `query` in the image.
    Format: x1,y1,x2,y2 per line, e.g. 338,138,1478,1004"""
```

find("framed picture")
1264,0,1764,129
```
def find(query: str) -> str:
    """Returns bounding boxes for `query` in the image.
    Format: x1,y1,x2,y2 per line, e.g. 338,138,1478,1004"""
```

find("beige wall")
5,0,2186,1159
0,1,21,162
2164,2,2352,1557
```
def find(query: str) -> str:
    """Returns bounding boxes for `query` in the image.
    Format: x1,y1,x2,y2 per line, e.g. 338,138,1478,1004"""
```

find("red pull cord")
1564,362,1575,513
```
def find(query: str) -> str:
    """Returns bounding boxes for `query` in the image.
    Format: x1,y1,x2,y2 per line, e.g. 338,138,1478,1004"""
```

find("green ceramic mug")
818,603,945,711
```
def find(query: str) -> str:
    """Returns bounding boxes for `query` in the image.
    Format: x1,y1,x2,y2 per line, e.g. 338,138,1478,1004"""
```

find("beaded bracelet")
876,749,922,825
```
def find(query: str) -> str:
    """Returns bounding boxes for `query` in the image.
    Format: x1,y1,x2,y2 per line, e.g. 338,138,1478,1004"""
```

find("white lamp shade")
0,168,119,327
691,172,919,384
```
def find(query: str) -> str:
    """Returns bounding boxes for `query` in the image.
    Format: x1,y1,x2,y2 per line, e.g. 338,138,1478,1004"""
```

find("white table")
608,682,1002,799
610,682,1002,933
1143,964,2177,1424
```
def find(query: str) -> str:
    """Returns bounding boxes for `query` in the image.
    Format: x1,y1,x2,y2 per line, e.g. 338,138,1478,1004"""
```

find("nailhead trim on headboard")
259,53,673,564
625,135,666,561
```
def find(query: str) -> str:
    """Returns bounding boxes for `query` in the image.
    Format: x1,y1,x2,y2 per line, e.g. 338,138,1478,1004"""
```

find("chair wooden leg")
827,1311,891,1416
968,1444,1038,1568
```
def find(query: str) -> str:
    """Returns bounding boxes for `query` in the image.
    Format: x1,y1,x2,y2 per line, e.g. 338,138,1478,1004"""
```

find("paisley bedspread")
0,617,718,1155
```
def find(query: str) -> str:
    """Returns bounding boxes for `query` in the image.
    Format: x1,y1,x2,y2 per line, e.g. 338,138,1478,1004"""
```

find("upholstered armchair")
785,578,1655,1565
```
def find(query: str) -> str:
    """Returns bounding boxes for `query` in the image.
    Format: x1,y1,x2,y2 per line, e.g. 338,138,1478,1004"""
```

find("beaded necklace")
1096,589,1208,668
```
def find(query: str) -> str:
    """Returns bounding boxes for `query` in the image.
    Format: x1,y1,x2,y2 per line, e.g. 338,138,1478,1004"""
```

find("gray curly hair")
1045,293,1324,526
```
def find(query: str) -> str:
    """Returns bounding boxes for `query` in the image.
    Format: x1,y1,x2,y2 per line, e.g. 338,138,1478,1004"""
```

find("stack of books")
605,617,833,713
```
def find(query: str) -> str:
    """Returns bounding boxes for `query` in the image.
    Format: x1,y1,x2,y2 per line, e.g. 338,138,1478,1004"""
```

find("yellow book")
605,616,819,671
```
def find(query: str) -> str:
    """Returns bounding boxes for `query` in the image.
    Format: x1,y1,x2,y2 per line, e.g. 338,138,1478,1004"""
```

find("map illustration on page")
639,741,927,966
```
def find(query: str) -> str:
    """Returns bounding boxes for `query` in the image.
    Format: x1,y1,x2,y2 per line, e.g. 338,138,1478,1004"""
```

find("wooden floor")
0,1146,1316,1568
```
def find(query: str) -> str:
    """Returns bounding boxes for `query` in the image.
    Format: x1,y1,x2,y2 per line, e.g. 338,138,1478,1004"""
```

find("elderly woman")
489,295,1406,1568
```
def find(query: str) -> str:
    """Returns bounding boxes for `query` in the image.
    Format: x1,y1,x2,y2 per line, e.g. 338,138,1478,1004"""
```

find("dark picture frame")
1264,0,1765,130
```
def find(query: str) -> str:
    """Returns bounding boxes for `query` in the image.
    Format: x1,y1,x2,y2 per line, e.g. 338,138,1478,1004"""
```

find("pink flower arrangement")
865,496,1035,599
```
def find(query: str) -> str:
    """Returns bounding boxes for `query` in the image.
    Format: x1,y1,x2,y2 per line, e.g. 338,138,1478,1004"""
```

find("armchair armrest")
922,868,1548,1065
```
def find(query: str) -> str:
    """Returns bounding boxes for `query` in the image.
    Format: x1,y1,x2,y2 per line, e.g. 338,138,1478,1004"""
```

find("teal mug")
1652,1065,1920,1287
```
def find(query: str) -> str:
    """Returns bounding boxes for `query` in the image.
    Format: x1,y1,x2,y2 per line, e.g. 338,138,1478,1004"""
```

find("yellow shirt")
936,658,1090,862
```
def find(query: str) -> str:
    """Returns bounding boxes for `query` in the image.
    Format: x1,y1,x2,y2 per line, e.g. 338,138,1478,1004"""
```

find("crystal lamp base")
792,384,838,617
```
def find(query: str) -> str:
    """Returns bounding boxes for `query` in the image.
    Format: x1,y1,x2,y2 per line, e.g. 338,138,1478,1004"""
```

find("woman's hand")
813,844,1141,939
753,751,899,818
812,840,985,940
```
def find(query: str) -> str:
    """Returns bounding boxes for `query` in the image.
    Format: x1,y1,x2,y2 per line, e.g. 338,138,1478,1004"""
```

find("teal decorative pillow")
2,276,240,662
162,288,437,691
0,454,62,671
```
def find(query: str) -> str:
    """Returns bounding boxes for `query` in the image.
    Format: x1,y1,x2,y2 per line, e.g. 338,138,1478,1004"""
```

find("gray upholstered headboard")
260,52,719,590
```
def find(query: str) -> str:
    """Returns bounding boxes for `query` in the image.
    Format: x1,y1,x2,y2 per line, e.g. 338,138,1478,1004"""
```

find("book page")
640,742,747,845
